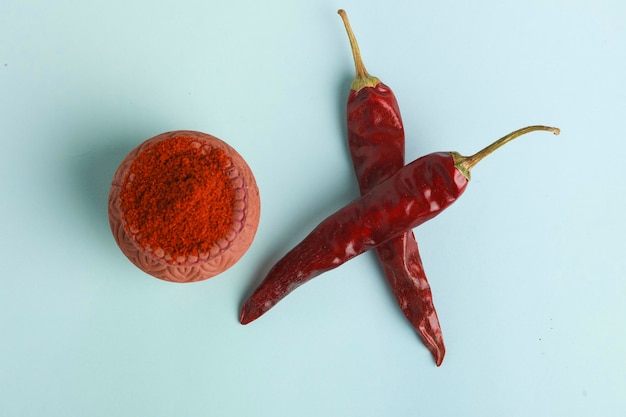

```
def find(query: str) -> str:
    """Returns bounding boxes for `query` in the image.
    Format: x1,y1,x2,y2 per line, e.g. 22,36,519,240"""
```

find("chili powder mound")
119,136,236,262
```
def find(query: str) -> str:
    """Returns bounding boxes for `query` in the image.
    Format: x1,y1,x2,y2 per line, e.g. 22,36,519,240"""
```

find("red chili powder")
120,136,236,261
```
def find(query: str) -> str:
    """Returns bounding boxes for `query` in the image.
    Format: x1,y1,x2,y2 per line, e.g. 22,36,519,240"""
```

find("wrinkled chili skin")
347,82,446,365
347,83,405,192
239,152,468,324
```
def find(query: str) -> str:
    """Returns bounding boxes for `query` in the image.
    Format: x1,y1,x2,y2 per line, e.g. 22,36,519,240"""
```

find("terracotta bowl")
108,130,260,282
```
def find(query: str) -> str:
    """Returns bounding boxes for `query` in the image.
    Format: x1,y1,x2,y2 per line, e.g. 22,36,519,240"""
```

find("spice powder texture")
119,136,236,262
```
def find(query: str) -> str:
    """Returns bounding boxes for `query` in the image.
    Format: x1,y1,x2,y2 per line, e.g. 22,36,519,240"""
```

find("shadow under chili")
335,73,353,169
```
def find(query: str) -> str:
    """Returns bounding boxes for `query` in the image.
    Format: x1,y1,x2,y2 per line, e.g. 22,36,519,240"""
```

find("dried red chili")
119,135,236,262
338,9,445,365
239,125,559,325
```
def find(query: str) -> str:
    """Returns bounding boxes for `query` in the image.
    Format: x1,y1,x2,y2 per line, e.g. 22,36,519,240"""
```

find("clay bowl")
108,130,260,282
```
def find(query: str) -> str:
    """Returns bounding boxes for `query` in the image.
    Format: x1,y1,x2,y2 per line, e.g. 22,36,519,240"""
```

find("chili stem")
453,125,560,180
338,9,380,91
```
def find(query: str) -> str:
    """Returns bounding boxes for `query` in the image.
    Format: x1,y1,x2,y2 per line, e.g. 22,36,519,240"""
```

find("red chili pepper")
240,126,559,326
338,9,445,365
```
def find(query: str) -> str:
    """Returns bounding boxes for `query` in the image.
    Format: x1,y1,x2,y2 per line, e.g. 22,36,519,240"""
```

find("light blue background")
1,0,624,416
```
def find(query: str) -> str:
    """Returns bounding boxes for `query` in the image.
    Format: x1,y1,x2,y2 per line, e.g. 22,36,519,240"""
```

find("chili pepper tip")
426,338,445,366
239,299,262,325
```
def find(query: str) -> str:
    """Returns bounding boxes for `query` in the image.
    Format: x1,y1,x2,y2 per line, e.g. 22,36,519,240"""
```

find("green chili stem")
453,125,560,180
338,9,380,91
